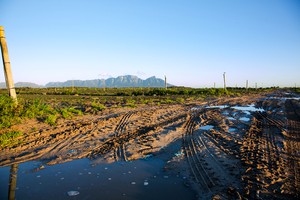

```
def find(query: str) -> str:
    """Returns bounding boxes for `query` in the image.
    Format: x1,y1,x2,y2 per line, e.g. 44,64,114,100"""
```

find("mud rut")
1,92,300,199
182,108,243,199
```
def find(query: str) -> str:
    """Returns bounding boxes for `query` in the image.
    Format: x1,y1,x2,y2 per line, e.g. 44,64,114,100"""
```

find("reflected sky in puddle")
205,105,228,109
231,104,265,113
267,97,300,101
227,117,236,121
239,117,250,122
0,157,195,200
228,128,237,133
199,125,214,130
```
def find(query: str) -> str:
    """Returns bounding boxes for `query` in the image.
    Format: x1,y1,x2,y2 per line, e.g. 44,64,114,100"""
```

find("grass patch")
0,131,23,148
91,101,106,113
44,114,58,126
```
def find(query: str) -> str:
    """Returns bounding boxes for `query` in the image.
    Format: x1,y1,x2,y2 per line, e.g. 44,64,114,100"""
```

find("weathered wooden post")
0,26,17,101
164,75,167,90
223,72,227,92
8,164,18,200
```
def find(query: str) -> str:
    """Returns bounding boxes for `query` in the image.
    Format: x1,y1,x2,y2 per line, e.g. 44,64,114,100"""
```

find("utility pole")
246,80,248,90
0,26,17,101
223,72,227,91
164,75,167,90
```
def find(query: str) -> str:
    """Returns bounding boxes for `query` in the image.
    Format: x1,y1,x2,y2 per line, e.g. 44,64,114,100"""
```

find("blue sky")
1,0,299,87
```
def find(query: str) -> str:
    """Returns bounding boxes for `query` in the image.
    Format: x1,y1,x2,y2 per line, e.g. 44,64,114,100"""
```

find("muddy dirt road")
1,90,299,199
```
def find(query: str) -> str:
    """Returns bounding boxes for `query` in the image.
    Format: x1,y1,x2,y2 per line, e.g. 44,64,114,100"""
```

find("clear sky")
1,0,300,88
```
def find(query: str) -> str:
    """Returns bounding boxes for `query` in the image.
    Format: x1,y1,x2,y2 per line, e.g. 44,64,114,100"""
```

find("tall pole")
246,80,248,90
164,75,167,90
0,26,17,101
223,72,227,91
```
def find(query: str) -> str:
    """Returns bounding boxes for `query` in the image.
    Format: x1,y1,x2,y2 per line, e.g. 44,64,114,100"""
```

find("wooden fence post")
223,72,227,91
8,164,18,200
0,26,17,101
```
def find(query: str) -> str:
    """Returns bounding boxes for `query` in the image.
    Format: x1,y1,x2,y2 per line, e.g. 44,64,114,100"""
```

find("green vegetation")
0,95,22,128
44,114,58,126
91,101,106,113
60,107,83,119
0,86,280,129
0,130,23,148
0,94,83,128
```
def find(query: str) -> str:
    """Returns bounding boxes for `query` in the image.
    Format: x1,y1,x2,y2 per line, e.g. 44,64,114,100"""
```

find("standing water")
0,142,196,200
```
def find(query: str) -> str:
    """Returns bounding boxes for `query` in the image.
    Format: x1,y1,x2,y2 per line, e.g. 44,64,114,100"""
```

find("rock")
67,191,79,196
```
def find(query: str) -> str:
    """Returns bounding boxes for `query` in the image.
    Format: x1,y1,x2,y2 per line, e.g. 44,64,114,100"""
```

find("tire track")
182,110,216,192
89,112,187,159
113,111,135,161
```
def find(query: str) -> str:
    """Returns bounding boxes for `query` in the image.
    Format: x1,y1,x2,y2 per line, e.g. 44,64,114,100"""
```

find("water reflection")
1,157,196,200
8,164,18,200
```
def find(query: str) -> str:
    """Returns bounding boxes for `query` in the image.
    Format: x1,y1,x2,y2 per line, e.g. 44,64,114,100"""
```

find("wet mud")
0,90,299,199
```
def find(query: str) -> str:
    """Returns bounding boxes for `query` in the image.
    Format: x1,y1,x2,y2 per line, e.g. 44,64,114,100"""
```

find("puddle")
227,117,236,121
0,156,195,200
199,125,214,130
231,104,265,113
267,97,300,101
206,105,228,109
243,111,251,115
239,117,250,122
228,128,237,133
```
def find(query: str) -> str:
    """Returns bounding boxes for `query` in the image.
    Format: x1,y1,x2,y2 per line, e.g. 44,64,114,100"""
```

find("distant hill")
0,75,173,88
0,82,43,88
45,75,172,88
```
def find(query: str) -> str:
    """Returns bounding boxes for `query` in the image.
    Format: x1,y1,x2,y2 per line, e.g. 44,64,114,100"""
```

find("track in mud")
1,91,300,199
182,108,242,199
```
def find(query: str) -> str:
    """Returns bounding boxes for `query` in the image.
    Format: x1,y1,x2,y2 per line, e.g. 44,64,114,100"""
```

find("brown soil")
1,91,299,199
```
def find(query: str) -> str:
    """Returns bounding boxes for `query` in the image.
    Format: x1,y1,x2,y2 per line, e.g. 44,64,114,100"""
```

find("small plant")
91,101,106,113
60,107,82,119
0,95,22,128
164,98,174,104
23,99,55,119
0,131,23,148
176,97,185,104
125,98,136,108
44,114,57,126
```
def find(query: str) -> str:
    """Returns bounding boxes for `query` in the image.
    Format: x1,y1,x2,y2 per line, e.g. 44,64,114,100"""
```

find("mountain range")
0,75,172,88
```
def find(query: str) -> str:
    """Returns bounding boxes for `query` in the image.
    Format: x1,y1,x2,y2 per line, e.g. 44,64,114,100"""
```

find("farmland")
0,87,299,199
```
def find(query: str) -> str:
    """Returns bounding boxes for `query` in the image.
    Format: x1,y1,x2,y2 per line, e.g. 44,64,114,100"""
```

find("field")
0,87,299,199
